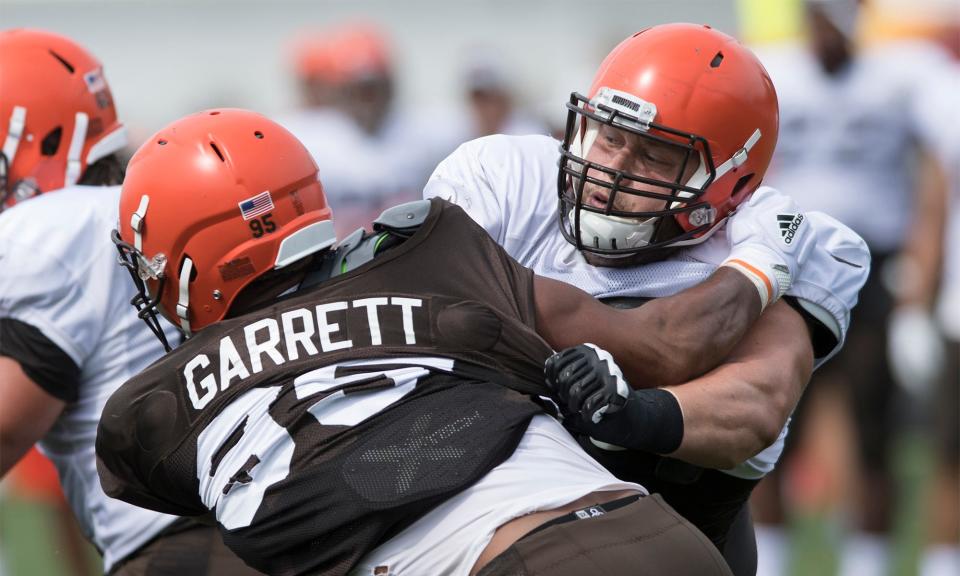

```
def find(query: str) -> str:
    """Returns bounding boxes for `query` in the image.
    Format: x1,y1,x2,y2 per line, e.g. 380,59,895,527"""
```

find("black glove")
544,343,630,426
545,344,685,454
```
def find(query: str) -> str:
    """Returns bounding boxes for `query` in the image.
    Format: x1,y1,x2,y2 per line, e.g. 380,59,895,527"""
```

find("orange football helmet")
327,23,391,82
113,109,335,348
558,23,779,257
0,29,126,210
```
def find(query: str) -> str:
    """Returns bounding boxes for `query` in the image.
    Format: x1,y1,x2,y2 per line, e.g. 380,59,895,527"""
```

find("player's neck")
225,256,317,319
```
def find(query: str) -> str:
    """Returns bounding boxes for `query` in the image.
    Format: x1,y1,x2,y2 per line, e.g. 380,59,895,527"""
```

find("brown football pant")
478,494,733,576
110,519,264,576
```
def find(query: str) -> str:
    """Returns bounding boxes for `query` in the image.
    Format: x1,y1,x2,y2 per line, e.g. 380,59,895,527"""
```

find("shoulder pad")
327,227,378,276
336,227,366,253
372,200,431,233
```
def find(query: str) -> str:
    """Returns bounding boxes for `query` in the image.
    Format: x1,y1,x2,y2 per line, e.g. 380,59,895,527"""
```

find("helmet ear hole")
731,173,754,201
41,127,63,156
181,254,199,281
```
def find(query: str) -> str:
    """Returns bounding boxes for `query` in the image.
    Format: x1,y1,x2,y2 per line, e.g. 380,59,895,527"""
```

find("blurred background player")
0,29,262,576
904,19,960,576
748,1,954,574
454,46,548,140
280,22,461,238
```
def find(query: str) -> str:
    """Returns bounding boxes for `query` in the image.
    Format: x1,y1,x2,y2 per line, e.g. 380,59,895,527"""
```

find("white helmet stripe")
3,106,27,165
177,257,193,338
64,111,89,186
131,195,150,252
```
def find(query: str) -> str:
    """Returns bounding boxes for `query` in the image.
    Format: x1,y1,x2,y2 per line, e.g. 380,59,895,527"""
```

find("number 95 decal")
249,214,276,238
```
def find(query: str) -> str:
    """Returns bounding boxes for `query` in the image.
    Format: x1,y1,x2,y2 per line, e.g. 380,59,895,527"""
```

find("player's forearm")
664,373,791,469
897,149,947,308
664,302,813,468
535,269,760,388
615,267,762,388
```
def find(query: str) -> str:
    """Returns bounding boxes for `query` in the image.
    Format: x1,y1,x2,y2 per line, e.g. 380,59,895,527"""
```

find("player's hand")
888,305,945,399
722,187,815,310
544,344,630,425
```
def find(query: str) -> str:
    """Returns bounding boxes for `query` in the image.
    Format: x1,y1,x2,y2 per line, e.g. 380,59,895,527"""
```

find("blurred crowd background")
0,0,957,575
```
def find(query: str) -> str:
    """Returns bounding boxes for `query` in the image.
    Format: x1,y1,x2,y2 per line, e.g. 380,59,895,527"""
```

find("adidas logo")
777,213,804,244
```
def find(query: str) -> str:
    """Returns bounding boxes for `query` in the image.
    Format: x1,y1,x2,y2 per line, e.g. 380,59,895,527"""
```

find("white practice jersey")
353,414,643,576
758,40,949,252
423,134,869,479
0,186,179,571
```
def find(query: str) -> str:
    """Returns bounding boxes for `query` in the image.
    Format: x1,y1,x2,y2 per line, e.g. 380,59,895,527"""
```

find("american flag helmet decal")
238,191,274,220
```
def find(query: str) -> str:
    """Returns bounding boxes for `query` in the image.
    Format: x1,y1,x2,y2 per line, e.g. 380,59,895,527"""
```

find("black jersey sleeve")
0,318,80,402
783,296,837,360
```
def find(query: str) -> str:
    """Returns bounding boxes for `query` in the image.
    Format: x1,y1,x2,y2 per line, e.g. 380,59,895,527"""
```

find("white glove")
721,187,815,311
888,305,945,398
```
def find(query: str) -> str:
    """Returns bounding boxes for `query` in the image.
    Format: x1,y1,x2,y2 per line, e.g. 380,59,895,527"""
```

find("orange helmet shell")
589,23,779,227
0,29,126,207
117,109,335,335
558,23,779,257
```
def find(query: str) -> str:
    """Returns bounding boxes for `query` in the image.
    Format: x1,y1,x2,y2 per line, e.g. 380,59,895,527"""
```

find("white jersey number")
195,357,454,529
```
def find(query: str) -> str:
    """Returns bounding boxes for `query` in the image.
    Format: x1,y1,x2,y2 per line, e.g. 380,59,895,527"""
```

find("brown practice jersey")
96,199,555,576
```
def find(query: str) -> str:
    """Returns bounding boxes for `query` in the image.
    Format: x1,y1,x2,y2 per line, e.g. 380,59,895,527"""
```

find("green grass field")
0,435,938,576
787,433,933,576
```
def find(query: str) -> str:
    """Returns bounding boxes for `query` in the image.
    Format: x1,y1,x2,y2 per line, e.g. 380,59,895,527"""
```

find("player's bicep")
0,356,65,477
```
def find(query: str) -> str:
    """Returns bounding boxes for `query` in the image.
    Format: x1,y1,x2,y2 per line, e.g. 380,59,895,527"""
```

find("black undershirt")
0,318,80,402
